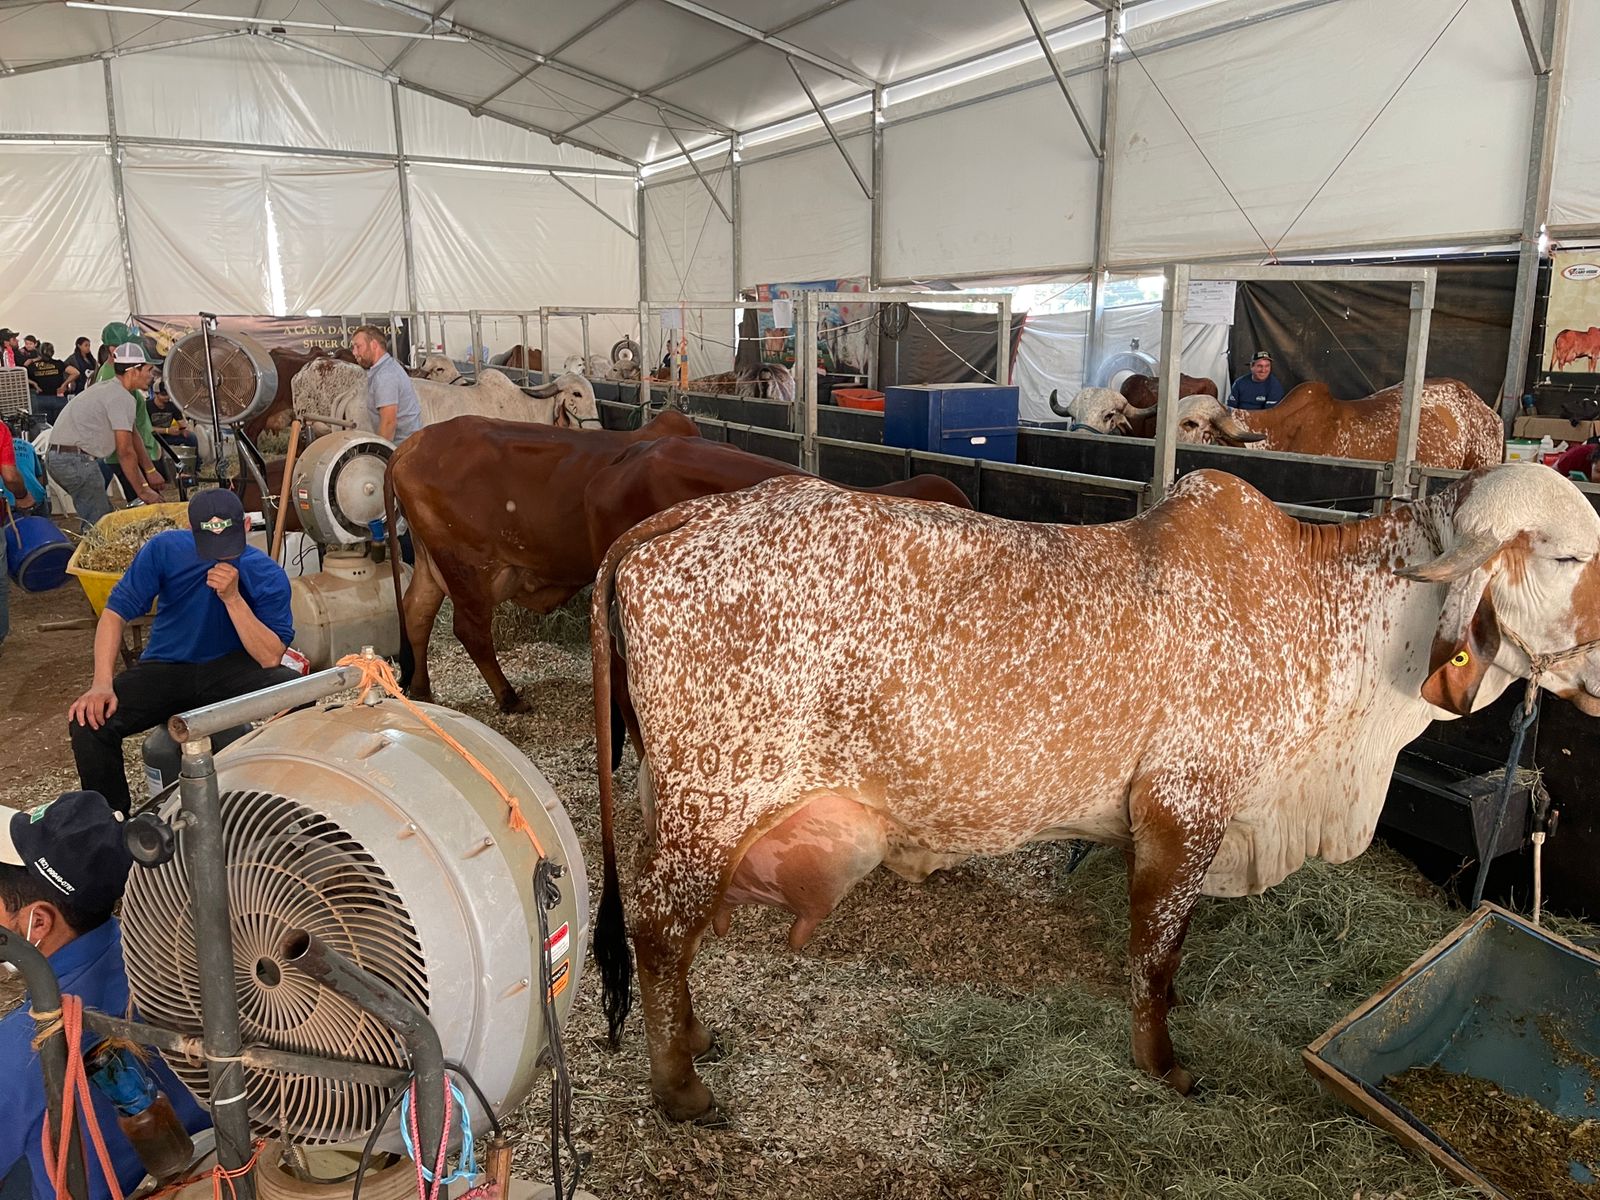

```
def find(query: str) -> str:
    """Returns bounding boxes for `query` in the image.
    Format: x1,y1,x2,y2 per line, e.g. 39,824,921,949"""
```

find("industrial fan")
121,697,590,1148
162,329,278,427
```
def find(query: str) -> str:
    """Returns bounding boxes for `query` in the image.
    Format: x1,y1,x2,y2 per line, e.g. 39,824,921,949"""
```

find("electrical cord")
533,858,583,1200
350,1072,411,1200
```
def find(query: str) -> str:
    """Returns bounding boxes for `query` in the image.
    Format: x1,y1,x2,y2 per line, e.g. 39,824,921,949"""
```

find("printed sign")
1542,250,1600,375
754,277,871,374
1185,280,1238,326
131,314,410,360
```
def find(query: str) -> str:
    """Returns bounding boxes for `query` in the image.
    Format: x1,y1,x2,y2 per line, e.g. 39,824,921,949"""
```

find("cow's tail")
591,501,707,1050
382,448,414,688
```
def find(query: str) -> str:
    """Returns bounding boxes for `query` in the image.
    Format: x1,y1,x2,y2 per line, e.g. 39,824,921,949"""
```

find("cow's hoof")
655,1079,717,1123
694,1033,727,1063
499,692,531,715
1164,1065,1196,1096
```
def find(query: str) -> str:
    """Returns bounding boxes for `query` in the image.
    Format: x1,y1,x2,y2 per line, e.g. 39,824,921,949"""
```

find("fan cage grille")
123,790,430,1146
164,337,267,424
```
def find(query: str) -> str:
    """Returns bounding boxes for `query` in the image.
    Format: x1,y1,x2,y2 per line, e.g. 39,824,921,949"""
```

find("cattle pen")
7,1,1600,1198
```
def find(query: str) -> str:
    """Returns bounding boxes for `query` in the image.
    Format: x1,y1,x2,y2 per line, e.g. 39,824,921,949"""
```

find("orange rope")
38,995,126,1200
335,653,547,860
138,1141,264,1200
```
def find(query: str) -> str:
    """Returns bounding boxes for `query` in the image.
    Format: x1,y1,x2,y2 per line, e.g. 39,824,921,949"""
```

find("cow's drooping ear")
1421,580,1502,716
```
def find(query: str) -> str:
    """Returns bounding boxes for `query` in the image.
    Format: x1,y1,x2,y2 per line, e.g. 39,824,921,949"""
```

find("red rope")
404,1077,454,1200
39,995,126,1200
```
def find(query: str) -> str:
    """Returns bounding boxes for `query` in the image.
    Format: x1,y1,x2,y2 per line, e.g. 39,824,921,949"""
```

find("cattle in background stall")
491,345,542,374
292,358,602,433
244,346,358,441
588,463,1600,1120
1047,386,1174,437
687,363,796,404
1119,372,1218,410
1173,378,1504,469
1552,327,1600,372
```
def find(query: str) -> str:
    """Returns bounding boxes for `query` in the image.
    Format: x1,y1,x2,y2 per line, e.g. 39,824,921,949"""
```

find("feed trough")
1306,905,1600,1198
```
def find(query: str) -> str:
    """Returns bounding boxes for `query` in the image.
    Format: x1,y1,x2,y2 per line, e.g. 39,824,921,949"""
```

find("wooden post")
270,420,303,560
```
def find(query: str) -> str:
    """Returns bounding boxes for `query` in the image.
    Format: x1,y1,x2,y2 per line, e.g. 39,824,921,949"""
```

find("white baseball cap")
113,342,149,364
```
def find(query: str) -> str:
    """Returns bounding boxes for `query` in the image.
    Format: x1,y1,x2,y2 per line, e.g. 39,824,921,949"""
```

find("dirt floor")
4,580,1585,1200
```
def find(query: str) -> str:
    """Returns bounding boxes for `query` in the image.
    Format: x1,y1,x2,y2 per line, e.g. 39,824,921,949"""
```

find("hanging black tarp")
1231,256,1517,405
876,305,1026,389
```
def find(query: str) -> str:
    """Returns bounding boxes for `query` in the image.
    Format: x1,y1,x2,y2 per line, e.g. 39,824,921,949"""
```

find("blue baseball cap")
1,792,132,916
189,489,247,561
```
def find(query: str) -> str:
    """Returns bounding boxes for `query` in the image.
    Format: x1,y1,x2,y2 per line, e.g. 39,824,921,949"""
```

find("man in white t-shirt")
46,343,160,529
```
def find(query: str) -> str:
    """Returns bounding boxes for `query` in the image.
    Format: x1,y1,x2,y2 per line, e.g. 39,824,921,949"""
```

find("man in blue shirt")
351,325,422,444
1227,351,1287,411
67,490,299,814
0,790,211,1200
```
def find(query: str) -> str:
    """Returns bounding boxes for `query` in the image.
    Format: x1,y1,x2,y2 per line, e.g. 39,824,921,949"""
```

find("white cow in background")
292,359,602,435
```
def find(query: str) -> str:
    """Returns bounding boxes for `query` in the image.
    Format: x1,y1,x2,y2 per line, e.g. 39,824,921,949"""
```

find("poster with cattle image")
753,278,872,377
131,314,409,363
1542,251,1600,376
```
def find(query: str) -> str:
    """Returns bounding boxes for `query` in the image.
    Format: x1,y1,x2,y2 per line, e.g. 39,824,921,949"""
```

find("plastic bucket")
4,514,73,592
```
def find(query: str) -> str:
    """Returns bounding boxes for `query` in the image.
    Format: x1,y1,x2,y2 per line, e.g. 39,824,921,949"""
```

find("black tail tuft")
594,855,634,1049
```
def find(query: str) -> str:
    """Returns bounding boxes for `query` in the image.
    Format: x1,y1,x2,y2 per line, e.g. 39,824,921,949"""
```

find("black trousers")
69,651,298,814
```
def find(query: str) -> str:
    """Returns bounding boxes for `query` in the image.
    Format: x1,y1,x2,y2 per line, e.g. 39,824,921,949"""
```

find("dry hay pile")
254,429,291,457
74,511,179,572
489,590,592,649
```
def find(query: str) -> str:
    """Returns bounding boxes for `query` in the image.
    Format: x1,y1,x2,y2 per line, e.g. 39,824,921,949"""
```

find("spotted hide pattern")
1178,377,1504,469
592,463,1600,1119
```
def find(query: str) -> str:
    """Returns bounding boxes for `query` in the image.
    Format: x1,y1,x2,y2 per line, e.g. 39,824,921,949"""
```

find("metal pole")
581,313,591,367
1391,274,1437,501
786,58,873,200
469,310,483,371
1499,0,1567,420
0,931,89,1200
179,738,256,1199
869,86,884,288
730,154,743,296
1018,0,1102,158
997,294,1012,385
1087,4,1120,376
392,82,419,313
659,113,733,223
103,59,140,311
518,313,530,382
168,663,365,741
538,307,550,380
1150,264,1188,507
639,301,652,410
801,293,818,471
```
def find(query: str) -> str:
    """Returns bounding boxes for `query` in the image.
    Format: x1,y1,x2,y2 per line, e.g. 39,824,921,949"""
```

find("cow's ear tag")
1451,650,1471,668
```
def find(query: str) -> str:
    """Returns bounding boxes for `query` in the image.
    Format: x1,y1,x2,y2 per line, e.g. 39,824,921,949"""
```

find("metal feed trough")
1306,905,1600,1197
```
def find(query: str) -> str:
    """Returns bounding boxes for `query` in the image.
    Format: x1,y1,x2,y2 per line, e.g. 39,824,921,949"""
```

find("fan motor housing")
163,331,279,428
122,699,590,1147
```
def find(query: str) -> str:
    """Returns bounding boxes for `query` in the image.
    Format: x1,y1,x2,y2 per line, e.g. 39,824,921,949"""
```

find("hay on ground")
491,587,592,648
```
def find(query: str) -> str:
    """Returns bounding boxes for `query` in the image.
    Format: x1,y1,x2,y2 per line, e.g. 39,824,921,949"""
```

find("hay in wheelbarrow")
902,846,1593,1200
73,510,181,573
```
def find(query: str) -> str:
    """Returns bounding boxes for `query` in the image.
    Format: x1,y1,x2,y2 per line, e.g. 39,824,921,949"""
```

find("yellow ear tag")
1451,650,1471,668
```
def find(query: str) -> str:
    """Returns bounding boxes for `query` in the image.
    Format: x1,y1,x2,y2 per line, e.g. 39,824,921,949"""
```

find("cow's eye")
1556,556,1586,565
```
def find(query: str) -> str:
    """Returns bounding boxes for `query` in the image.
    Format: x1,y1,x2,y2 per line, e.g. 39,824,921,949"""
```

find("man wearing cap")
45,342,162,528
0,791,211,1200
92,323,168,500
1228,351,1287,411
67,490,298,815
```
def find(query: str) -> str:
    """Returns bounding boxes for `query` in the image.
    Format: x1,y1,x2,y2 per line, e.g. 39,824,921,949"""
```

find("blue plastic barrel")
4,514,72,591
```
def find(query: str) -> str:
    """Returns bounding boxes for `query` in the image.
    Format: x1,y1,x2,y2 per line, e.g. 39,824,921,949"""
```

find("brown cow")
1174,378,1504,469
384,411,702,712
491,345,543,373
1119,372,1217,410
589,464,1600,1120
1553,327,1600,372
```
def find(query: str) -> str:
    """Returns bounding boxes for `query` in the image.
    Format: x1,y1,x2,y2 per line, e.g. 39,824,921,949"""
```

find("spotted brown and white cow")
590,463,1600,1120
1173,378,1504,470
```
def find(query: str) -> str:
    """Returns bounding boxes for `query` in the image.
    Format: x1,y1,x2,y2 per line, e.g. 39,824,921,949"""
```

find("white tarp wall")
739,133,871,286
0,35,637,347
1551,0,1600,232
410,165,638,365
642,166,736,378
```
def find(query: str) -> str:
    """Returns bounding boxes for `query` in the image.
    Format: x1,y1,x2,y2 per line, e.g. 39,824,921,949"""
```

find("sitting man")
1227,350,1286,411
68,489,299,815
0,790,211,1200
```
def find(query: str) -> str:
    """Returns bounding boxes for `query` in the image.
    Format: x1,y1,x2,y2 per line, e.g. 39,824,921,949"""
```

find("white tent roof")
0,0,1131,166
